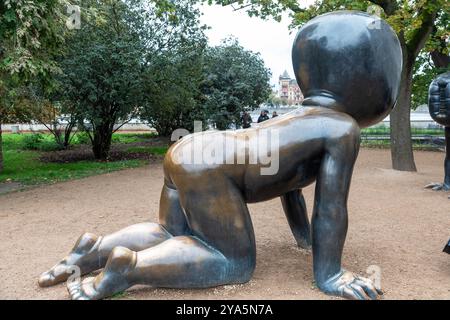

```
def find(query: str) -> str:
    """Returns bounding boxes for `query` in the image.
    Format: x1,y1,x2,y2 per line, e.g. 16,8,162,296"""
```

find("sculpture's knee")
229,257,256,284
106,247,137,274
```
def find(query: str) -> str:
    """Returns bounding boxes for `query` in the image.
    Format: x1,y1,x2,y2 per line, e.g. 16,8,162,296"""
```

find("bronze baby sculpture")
38,11,402,300
425,71,450,197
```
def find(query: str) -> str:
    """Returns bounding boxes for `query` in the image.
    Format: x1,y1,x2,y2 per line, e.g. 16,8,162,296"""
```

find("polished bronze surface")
425,71,450,194
39,11,402,300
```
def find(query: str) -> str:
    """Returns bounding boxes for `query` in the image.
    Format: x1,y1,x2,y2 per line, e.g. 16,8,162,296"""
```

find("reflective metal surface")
38,11,402,300
425,71,450,194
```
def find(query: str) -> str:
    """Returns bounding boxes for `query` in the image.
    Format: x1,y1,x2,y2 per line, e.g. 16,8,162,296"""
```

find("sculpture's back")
292,11,402,128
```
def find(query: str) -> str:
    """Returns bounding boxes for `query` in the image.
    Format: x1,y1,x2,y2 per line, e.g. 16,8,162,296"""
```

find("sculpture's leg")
67,176,256,300
281,189,311,249
424,127,450,192
39,184,189,287
312,136,382,300
38,223,171,287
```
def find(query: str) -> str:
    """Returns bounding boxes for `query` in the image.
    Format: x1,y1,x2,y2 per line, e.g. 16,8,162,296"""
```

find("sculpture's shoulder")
304,106,361,142
292,106,360,131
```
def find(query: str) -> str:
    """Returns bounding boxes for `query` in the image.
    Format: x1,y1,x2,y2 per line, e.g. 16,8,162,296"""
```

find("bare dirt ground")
0,148,449,300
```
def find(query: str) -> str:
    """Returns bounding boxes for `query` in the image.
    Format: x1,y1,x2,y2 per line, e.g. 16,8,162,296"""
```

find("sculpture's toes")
67,277,99,300
39,233,100,288
39,260,72,287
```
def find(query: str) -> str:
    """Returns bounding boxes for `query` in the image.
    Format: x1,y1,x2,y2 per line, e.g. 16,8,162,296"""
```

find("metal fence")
361,120,446,151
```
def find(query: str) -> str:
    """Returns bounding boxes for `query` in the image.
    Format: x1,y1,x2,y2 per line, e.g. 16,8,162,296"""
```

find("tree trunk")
445,127,450,187
0,123,3,173
92,123,113,160
390,48,417,172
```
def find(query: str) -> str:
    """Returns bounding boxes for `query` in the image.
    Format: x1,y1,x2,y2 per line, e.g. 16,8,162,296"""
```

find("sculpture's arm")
309,125,380,300
280,190,311,249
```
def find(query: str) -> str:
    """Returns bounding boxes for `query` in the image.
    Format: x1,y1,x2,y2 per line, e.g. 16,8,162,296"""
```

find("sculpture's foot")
424,182,450,191
39,233,101,287
319,270,382,300
67,246,135,300
67,277,100,300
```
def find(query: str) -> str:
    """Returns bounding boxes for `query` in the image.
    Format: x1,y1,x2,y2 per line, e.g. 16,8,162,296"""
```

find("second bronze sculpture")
425,71,450,197
38,11,402,300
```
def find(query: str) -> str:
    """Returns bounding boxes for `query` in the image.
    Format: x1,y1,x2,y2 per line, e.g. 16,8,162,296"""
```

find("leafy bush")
22,134,44,150
112,133,157,144
21,133,62,151
74,132,91,145
38,140,63,152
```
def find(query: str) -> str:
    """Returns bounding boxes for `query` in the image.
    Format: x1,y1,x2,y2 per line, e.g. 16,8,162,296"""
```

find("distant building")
278,70,303,105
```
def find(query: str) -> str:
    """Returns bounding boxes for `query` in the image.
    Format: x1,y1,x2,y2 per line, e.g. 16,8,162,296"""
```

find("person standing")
257,110,269,123
241,111,253,129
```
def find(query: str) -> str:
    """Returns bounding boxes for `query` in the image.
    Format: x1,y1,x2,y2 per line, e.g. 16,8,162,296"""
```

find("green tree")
59,0,146,160
0,0,66,172
141,44,207,136
202,38,272,130
59,0,208,158
411,52,448,110
266,91,287,108
139,0,208,136
207,0,449,171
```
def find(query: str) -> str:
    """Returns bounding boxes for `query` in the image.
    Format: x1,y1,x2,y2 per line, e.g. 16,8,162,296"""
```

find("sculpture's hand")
424,182,450,191
320,270,383,300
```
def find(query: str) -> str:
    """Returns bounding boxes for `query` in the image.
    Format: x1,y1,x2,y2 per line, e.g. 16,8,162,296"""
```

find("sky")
199,2,315,88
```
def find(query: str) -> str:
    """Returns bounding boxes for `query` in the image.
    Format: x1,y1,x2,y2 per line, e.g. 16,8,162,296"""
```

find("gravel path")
0,148,449,300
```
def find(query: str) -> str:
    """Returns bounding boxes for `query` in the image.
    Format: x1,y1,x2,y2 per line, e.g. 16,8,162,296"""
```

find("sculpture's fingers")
355,275,383,295
424,183,438,189
342,286,360,300
354,279,378,300
350,283,370,300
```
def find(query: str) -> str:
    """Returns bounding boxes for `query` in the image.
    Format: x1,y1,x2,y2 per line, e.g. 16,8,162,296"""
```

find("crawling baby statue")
38,11,402,300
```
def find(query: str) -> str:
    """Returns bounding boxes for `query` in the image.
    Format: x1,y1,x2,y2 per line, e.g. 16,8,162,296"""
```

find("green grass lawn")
126,146,168,155
361,126,445,136
0,133,156,186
